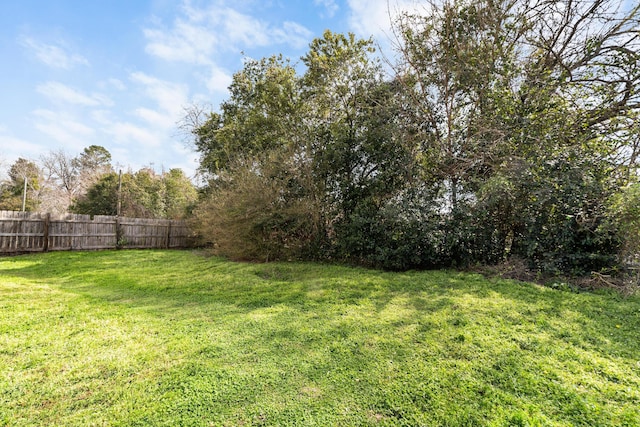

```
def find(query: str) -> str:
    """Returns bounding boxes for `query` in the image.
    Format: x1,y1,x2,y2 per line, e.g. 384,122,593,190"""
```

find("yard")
1,250,639,426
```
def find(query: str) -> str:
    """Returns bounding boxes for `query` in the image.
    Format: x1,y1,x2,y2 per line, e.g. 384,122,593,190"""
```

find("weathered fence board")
0,210,193,254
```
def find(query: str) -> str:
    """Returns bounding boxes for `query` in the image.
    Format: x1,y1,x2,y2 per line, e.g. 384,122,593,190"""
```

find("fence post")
166,221,171,249
43,213,50,252
16,214,23,250
115,216,121,249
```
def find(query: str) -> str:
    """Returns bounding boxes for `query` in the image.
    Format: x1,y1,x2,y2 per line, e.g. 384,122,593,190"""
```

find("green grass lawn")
0,250,639,426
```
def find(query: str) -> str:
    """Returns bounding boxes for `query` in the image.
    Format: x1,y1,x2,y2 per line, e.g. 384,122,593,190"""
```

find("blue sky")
0,0,417,179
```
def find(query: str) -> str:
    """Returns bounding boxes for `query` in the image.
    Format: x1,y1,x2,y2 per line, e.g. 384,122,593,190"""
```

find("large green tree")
301,31,416,265
190,53,324,260
70,172,120,216
73,145,112,192
192,55,301,179
189,31,408,262
394,0,639,272
0,158,42,211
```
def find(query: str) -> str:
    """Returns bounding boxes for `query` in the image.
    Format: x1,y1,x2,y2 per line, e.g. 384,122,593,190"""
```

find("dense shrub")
191,159,324,262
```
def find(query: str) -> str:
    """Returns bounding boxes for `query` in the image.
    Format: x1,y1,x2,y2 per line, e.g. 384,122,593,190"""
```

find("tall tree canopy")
39,145,112,214
71,168,197,219
189,1,639,278
390,0,640,272
190,31,410,261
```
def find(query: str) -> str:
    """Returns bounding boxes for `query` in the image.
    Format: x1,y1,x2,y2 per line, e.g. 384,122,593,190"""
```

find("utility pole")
117,169,122,216
21,176,27,212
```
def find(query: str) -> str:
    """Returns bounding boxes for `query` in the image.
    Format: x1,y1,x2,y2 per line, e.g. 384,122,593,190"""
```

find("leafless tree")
40,149,79,213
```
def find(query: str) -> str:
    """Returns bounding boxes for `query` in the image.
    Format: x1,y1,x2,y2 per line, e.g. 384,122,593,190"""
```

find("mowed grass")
0,250,639,426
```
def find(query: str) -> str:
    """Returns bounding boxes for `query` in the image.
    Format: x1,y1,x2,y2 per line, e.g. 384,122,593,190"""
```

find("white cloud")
0,133,44,163
130,72,189,125
105,122,161,148
144,18,217,64
31,109,96,151
36,82,112,107
105,78,126,91
347,0,392,38
90,110,114,125
143,1,313,63
272,22,315,49
206,66,232,94
142,1,313,97
347,0,422,39
21,37,89,70
314,0,339,17
133,108,170,129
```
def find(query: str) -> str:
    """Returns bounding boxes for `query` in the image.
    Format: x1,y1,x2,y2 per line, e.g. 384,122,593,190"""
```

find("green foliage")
0,158,41,211
1,251,639,425
389,0,639,274
163,168,198,219
189,1,639,276
189,52,324,259
73,144,111,172
192,31,416,264
71,168,197,219
302,33,416,262
70,171,119,215
607,182,640,270
334,194,445,271
194,55,301,177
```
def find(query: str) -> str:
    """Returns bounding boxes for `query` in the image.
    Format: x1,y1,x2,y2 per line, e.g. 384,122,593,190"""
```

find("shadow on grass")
4,251,638,374
2,250,639,425
3,250,639,353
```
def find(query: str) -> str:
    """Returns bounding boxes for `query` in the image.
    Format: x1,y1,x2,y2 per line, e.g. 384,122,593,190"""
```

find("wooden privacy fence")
0,210,193,254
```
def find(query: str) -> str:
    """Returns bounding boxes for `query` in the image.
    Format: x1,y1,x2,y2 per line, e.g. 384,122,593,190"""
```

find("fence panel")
169,220,191,248
119,217,170,249
0,210,192,254
47,213,118,251
0,211,46,252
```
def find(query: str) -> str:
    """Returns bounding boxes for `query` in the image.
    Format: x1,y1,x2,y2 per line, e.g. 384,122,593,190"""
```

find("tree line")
185,0,639,279
0,145,197,219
